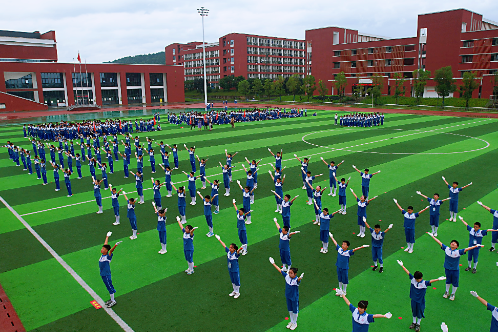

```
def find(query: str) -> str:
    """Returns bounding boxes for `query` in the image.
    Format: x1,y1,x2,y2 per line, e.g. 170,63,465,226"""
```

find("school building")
0,30,184,112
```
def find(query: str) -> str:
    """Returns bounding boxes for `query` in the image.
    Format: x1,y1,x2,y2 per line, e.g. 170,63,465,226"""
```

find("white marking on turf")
0,196,135,332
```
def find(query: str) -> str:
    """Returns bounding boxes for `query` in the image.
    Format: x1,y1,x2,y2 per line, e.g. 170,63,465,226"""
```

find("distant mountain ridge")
106,51,165,64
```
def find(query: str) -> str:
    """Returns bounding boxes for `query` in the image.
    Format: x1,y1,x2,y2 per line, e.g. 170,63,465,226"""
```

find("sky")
2,0,498,63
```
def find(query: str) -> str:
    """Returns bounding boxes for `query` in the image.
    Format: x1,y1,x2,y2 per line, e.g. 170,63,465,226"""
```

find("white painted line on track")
0,196,134,332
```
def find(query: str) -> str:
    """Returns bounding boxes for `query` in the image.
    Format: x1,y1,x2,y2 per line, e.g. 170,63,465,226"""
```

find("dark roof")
0,30,41,39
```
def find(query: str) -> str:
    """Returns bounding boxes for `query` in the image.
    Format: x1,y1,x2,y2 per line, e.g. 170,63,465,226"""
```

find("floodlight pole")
197,6,209,111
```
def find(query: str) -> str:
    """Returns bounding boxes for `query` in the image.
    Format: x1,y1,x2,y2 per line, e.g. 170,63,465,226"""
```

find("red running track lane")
0,283,25,332
0,102,497,120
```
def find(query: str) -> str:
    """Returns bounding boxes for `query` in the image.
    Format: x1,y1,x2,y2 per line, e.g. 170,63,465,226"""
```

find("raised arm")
442,176,449,186
328,232,338,246
176,216,183,230
350,188,358,199
320,156,328,165
352,165,361,174
352,244,369,252
427,232,443,247
458,216,468,227
232,199,238,212
371,170,381,176
294,153,301,163
271,190,282,200
397,260,410,275
268,170,275,181
418,206,430,215
268,148,275,156
196,191,204,200
269,257,282,273
171,183,177,191
236,180,244,190
416,191,428,199
477,201,491,212
461,182,472,189
367,195,378,203
393,198,403,211
470,291,490,307
214,234,227,248
273,217,281,230
290,195,299,203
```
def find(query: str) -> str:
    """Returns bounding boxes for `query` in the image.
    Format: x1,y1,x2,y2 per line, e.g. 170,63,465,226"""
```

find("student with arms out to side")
416,191,450,236
176,216,197,274
220,162,234,196
314,202,341,253
393,198,429,253
350,188,378,238
476,201,498,252
225,149,238,182
92,177,104,214
99,231,122,308
364,218,393,273
271,192,299,229
197,191,218,237
458,216,497,273
215,234,244,298
469,290,498,332
320,157,344,196
232,199,252,255
172,184,187,224
352,165,380,199
336,176,351,214
442,176,472,222
205,177,220,214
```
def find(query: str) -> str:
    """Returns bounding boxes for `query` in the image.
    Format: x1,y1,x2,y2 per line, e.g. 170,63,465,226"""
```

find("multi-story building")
166,33,306,88
0,30,184,112
306,8,498,98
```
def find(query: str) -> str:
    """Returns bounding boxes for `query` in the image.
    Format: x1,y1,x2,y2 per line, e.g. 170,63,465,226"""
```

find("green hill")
106,51,165,64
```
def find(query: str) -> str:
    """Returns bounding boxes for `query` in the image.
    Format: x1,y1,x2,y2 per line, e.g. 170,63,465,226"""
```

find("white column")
163,73,168,102
117,73,122,105
141,73,146,104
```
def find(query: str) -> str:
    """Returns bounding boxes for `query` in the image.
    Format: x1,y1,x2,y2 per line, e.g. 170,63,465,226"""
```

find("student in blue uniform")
269,171,285,213
232,199,251,255
215,234,244,298
205,178,220,214
469,291,498,332
271,192,299,229
165,144,179,169
184,145,196,173
151,178,164,209
26,150,33,174
245,157,262,188
308,183,326,224
397,260,446,331
364,219,393,273
34,156,41,179
313,203,340,253
197,191,218,237
351,187,378,236
92,177,104,214
334,176,350,214
118,152,129,179
225,150,238,182
268,148,283,175
152,202,167,254
135,153,144,174
416,191,450,236
442,176,472,221
109,185,123,226
176,216,197,274
122,191,138,240
63,168,73,197
172,184,187,224
428,232,482,300
338,292,392,331
393,199,429,254
477,201,498,252
148,149,156,173
329,232,369,296
302,169,323,205
97,161,109,190
241,164,258,205
268,256,304,331
236,181,255,225
182,171,198,205
158,164,173,197
321,157,344,196
352,165,381,199
459,216,497,273
99,231,122,308
273,217,300,272
50,162,61,191
220,162,234,196
294,154,309,190
196,155,209,189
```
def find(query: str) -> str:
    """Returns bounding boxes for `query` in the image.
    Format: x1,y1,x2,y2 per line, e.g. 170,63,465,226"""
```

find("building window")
231,66,234,73
126,73,141,86
150,88,164,102
231,57,234,64
9,91,34,100
72,72,92,87
385,46,392,53
493,38,498,46
230,49,234,55
41,72,64,88
100,73,118,87
367,60,373,67
5,73,33,89
74,90,93,103
404,58,415,66
43,90,65,106
461,55,473,63
351,61,357,68
333,62,340,69
368,48,374,54
230,40,234,46
334,51,341,56
127,89,141,103
351,49,357,55
491,54,498,61
223,50,227,55
101,89,119,104
462,40,474,48
149,73,163,86
405,45,415,52
385,59,392,66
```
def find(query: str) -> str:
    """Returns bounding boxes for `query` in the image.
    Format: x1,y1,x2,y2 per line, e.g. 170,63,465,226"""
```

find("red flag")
77,124,80,133
243,111,246,118
119,120,122,129
203,114,207,121
93,121,96,132
153,117,156,125
77,52,81,63
216,112,219,120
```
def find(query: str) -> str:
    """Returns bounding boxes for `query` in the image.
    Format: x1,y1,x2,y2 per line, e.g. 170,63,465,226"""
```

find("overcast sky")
2,0,498,63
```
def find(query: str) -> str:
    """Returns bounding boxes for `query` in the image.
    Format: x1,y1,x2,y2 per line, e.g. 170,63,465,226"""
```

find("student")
476,201,498,252
184,145,196,173
176,216,197,274
197,191,218,237
427,232,482,301
129,170,144,204
329,232,369,296
205,178,220,214
152,202,167,254
109,185,123,226
469,291,498,332
159,164,173,197
294,154,309,189
135,153,144,174
225,150,238,182
63,168,73,197
335,176,350,214
172,184,187,224
92,177,104,214
74,153,82,179
220,162,234,196
236,181,255,225
232,199,251,255
182,171,198,205
215,234,244,298
269,171,285,213
245,157,262,188
268,148,283,175
393,199,429,253
99,231,122,308
122,191,138,240
458,216,496,273
350,188,378,238
352,165,381,199
26,150,33,174
65,151,73,173
242,164,257,204
271,193,299,229
442,176,472,221
34,156,41,179
268,257,304,331
160,150,170,170
397,260,446,331
50,162,61,191
97,161,109,190
118,152,129,178
308,183,326,224
87,156,97,179
416,191,450,236
165,144,179,169
364,218,393,273
273,217,300,272
314,203,340,253
337,292,392,331
151,178,164,209
148,149,156,173
320,157,344,196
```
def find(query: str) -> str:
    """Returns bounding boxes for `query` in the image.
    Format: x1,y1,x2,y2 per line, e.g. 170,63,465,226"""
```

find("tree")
317,79,328,99
393,72,405,104
434,66,457,107
219,76,234,90
273,76,285,101
286,74,302,101
192,78,211,94
263,79,274,99
238,80,251,98
371,74,384,105
302,75,317,101
493,71,498,96
184,80,195,91
412,69,431,103
459,71,479,109
334,71,347,102
251,78,263,98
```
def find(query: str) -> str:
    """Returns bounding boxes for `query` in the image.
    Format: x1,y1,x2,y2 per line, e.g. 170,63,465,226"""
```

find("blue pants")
65,182,72,196
430,214,440,226
77,166,82,178
337,267,349,284
229,271,240,286
158,231,166,244
286,298,299,314
467,248,480,263
129,217,137,230
55,178,60,190
357,215,365,226
493,230,498,244
103,177,108,189
36,167,41,178
188,188,195,198
330,178,337,188
280,249,292,265
205,215,213,228
95,195,102,207
445,269,459,287
191,161,196,173
109,162,113,173
68,163,73,173
404,228,415,243
154,197,162,207
166,181,172,192
184,250,193,263
123,165,129,177
174,157,178,168
101,275,116,294
320,230,329,243
28,164,33,174
238,229,247,245
137,187,143,197
339,195,346,206
372,246,383,264
362,186,369,198
283,216,290,229
113,206,119,216
150,161,155,173
42,172,47,184
178,205,186,216
411,300,425,319
449,200,458,213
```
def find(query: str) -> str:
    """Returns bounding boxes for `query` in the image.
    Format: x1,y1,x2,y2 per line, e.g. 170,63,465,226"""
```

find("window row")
246,37,305,49
247,47,305,57
333,45,416,57
183,50,219,60
184,58,220,67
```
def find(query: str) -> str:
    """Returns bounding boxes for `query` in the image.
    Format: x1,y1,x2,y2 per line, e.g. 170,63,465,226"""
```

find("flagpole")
73,58,78,106
85,60,90,105
78,53,82,105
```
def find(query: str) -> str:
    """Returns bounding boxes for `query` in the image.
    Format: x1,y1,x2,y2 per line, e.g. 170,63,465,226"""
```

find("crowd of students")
5,113,498,332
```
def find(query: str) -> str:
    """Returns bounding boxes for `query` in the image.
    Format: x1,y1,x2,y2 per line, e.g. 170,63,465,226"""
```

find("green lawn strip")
30,308,124,332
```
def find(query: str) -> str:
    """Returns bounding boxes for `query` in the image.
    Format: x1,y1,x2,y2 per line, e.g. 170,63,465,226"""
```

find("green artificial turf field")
1,110,498,332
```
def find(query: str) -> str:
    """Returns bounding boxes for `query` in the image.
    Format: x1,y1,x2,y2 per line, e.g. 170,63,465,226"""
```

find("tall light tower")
197,6,209,110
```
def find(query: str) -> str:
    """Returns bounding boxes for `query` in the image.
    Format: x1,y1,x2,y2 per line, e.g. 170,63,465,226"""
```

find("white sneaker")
130,235,137,240
306,202,312,205
332,193,336,197
233,292,240,299
279,210,282,214
201,187,206,190
158,249,167,254
408,249,413,254
96,211,103,214
229,291,236,297
443,292,449,299
313,220,319,225
166,194,172,197
289,323,297,330
328,193,333,196
242,250,248,255
224,193,229,196
449,294,455,301
449,217,453,222
286,321,293,328
342,211,346,215
404,247,410,252
113,221,120,226
357,233,361,237
434,232,438,237
323,249,328,254
275,209,280,213
302,186,306,189
360,233,365,238
139,201,144,204
245,220,252,224
320,248,324,253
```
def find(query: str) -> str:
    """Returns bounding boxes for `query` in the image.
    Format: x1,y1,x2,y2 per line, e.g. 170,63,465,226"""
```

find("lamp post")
197,6,209,110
